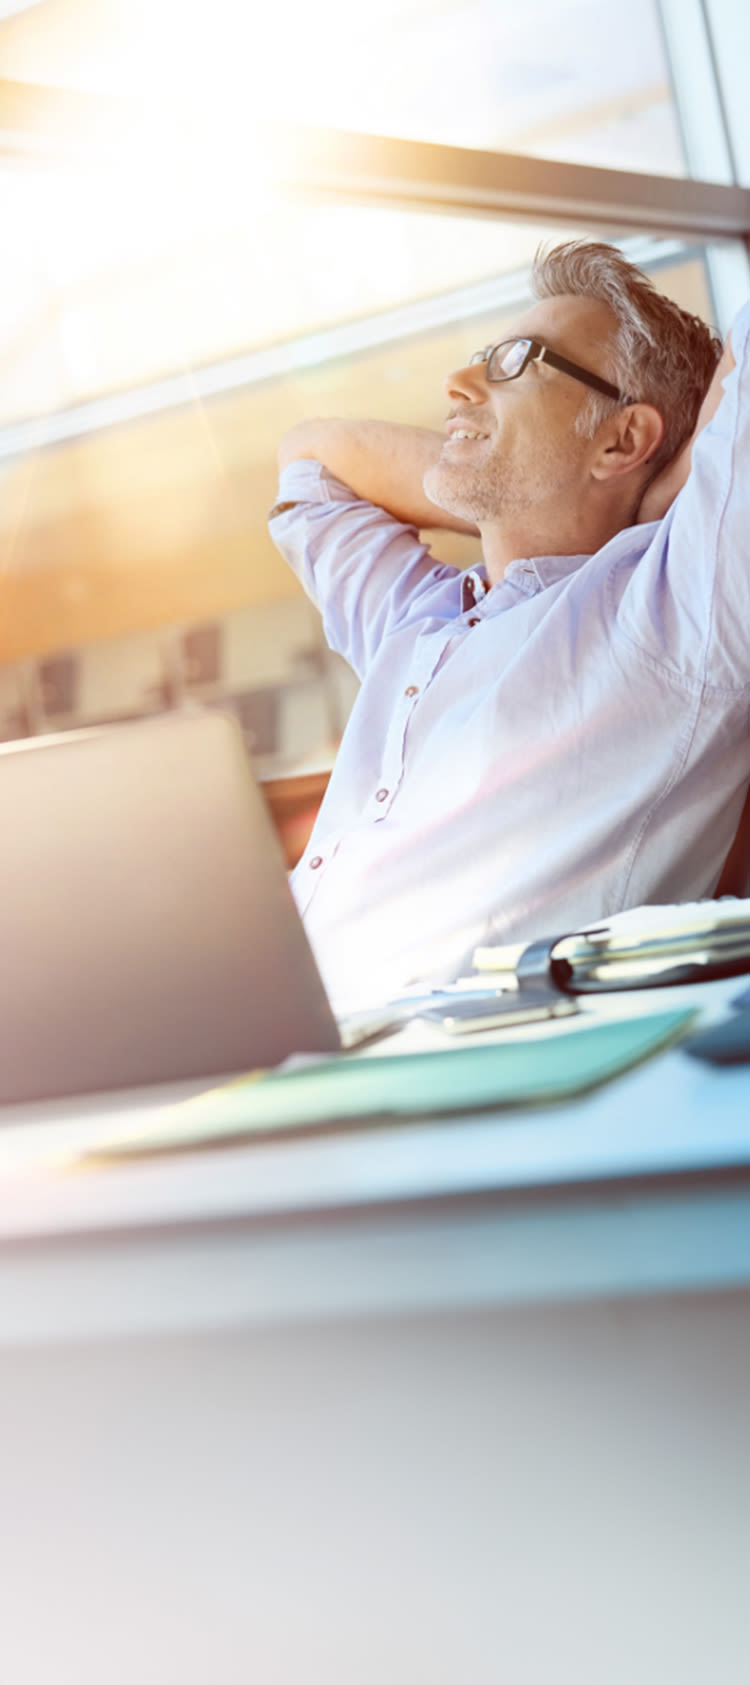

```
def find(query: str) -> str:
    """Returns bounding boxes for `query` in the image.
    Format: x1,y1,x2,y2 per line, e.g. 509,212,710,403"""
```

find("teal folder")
89,1009,694,1162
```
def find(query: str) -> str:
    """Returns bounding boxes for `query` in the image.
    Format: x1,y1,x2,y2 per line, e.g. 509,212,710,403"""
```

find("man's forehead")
508,293,618,354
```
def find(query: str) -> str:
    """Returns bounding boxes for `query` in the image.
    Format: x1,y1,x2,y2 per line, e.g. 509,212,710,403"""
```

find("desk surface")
1,974,749,1339
2,977,750,1685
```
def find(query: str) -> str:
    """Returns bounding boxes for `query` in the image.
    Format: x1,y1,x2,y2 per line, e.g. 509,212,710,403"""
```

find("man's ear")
590,404,665,482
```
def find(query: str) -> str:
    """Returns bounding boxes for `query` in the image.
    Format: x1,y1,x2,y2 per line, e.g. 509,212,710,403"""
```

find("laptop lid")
0,709,341,1103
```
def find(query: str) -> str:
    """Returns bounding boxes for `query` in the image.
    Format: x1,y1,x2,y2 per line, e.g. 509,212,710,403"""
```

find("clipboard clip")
515,935,577,996
514,933,750,995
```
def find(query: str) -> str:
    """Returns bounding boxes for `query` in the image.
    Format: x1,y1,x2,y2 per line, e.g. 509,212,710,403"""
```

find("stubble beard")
424,444,514,526
425,432,581,527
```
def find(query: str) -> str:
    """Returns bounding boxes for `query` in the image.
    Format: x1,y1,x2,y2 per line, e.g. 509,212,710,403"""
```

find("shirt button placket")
375,631,445,819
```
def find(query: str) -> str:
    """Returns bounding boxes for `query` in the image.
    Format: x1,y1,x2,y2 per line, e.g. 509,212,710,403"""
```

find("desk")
1,977,749,1683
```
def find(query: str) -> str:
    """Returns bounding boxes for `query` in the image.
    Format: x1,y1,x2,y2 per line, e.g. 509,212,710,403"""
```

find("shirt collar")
460,568,490,611
505,552,592,590
460,553,592,609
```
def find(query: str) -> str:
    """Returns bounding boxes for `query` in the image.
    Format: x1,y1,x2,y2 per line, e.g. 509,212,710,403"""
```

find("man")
269,241,748,1011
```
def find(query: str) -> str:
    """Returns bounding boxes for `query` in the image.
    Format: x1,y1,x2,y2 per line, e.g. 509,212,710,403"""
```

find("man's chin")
423,463,470,520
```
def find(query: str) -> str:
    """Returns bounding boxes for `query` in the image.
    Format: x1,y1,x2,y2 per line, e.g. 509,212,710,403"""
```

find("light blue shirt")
270,302,750,1011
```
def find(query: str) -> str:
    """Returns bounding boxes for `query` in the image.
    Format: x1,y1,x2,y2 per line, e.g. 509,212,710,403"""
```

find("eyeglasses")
468,337,629,403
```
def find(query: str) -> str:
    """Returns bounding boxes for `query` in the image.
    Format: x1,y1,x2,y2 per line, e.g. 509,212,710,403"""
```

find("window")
0,0,748,776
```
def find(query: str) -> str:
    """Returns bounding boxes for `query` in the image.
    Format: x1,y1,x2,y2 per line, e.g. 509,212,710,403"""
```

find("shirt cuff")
273,459,331,507
272,458,366,510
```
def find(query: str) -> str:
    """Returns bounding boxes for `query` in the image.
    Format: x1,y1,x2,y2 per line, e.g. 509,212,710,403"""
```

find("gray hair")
531,240,723,477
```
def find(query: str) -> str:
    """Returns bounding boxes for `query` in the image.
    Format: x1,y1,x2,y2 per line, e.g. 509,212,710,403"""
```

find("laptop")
0,709,341,1104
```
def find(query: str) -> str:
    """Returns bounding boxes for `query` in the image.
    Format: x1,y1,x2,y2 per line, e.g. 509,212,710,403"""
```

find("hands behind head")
636,331,735,525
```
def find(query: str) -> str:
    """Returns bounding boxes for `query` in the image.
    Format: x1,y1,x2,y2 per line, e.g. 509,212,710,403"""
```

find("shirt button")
375,787,389,803
404,684,418,696
309,855,323,869
468,616,480,627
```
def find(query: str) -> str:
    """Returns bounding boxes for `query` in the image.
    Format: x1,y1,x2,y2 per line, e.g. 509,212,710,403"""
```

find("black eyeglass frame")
469,337,630,404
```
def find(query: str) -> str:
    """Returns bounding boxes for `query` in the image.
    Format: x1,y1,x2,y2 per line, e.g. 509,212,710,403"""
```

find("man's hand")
637,437,693,524
278,418,480,535
637,332,736,524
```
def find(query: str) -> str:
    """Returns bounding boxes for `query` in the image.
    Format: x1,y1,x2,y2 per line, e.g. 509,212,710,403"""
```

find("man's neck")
480,504,635,585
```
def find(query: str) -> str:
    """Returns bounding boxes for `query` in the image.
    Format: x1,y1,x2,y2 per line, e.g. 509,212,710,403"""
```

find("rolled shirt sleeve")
269,460,462,679
616,298,750,693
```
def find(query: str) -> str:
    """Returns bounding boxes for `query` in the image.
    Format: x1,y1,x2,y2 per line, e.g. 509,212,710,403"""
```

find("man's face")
423,293,621,529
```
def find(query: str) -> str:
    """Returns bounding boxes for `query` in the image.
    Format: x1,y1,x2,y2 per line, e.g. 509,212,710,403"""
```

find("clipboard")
473,899,750,994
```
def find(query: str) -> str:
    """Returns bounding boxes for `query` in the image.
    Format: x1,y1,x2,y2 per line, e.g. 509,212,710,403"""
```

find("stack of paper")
473,898,750,992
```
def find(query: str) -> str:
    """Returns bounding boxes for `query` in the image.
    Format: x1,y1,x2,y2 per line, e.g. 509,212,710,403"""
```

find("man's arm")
278,418,479,535
638,335,736,523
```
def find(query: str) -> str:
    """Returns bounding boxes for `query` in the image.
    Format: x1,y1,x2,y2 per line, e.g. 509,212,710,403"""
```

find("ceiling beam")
268,124,750,243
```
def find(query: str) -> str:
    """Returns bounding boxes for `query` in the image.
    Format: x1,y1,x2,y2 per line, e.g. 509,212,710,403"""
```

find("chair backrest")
715,784,750,898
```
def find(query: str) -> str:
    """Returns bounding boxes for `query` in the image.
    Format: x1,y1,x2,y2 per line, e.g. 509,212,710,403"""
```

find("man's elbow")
277,420,329,473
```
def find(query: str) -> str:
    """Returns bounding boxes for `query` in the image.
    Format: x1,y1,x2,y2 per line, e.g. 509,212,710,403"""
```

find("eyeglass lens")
487,339,531,380
468,339,532,379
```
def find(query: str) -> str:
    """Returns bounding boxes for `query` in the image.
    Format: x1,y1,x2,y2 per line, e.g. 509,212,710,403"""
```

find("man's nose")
443,361,488,403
